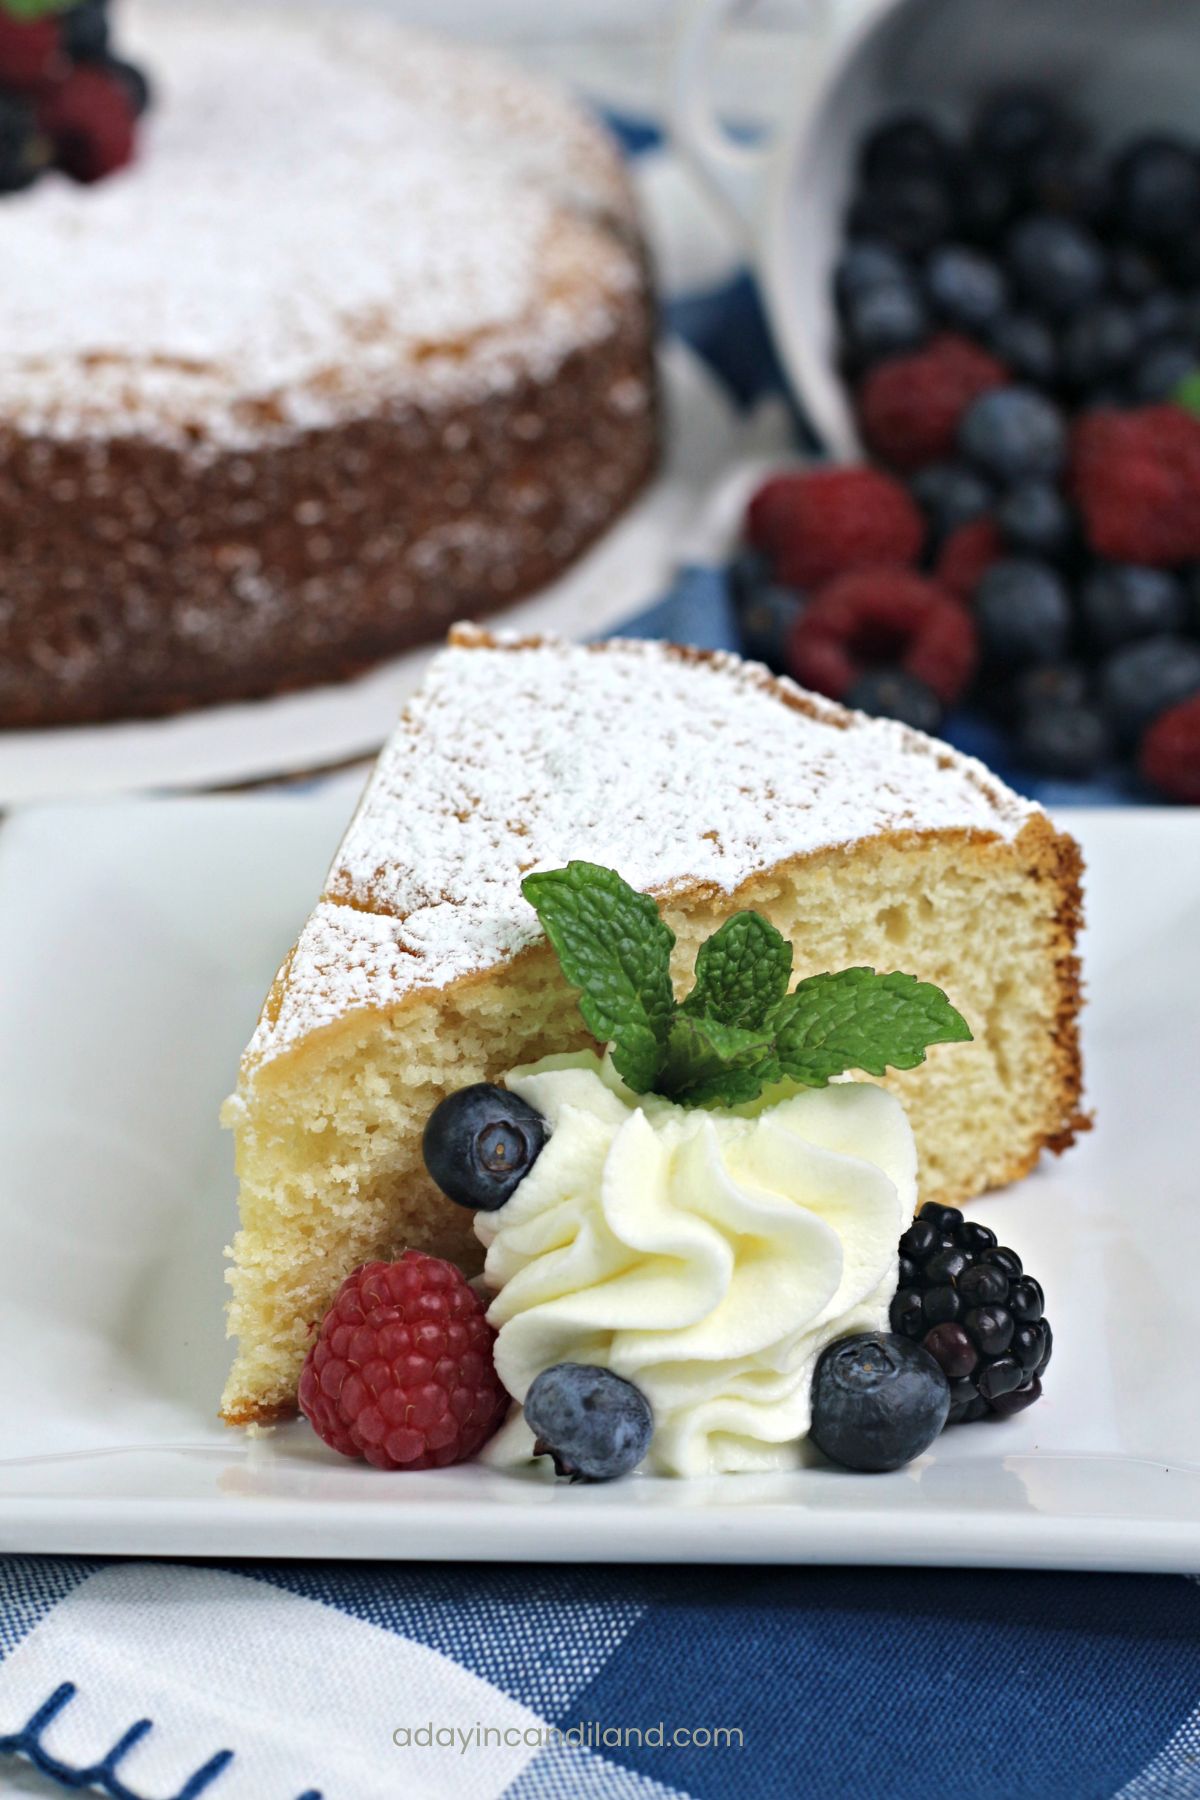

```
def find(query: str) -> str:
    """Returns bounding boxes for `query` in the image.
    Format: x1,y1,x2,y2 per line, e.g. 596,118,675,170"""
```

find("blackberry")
888,1200,1050,1424
860,113,950,185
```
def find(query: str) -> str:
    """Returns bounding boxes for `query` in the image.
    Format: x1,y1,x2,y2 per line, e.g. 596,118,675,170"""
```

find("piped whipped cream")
476,1052,916,1477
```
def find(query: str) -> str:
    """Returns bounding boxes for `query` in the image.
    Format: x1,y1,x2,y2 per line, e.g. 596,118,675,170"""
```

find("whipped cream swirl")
476,1052,916,1477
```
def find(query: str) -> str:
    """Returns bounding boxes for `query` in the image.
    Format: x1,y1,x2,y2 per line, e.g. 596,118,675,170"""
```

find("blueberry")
1010,656,1090,719
834,239,911,315
738,583,805,672
1081,564,1185,651
106,57,153,120
1061,302,1139,392
1100,636,1200,743
959,388,1066,483
954,156,1018,245
860,112,950,184
1006,215,1106,318
1027,144,1109,225
1134,290,1186,345
977,1354,1025,1402
975,558,1072,667
889,1288,925,1339
0,93,45,195
973,90,1065,166
1016,706,1113,780
925,244,1008,331
921,1322,978,1379
845,282,929,361
844,669,943,734
1008,1276,1045,1324
1115,135,1200,244
911,462,993,547
850,172,954,258
959,1263,1009,1307
1128,341,1197,404
989,312,1058,388
1110,244,1164,303
964,1304,1015,1358
61,0,110,61
524,1364,653,1482
423,1083,548,1211
997,481,1072,559
810,1332,950,1472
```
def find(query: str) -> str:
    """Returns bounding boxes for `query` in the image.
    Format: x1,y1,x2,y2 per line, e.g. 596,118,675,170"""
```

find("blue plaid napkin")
1,92,1191,1800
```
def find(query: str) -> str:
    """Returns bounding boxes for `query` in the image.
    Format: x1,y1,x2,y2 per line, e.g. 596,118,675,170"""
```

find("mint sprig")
520,862,972,1108
520,861,676,1093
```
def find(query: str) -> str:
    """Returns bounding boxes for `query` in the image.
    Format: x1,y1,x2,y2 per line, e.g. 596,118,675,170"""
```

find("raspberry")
1071,404,1200,566
744,467,923,589
0,15,63,93
39,63,136,185
298,1251,509,1470
786,568,978,706
935,517,1002,601
857,334,1008,471
1139,694,1200,802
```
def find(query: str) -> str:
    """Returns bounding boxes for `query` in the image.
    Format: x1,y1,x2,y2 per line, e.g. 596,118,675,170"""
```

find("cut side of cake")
222,627,1086,1426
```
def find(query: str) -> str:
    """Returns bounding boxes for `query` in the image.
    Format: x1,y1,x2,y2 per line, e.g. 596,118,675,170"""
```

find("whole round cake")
0,0,658,727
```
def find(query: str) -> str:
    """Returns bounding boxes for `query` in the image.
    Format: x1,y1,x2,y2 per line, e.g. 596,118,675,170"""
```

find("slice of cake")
222,627,1086,1426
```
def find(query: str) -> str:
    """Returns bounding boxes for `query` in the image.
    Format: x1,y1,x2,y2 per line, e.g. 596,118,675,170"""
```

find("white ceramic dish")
0,343,737,808
670,0,1200,458
0,794,1196,1568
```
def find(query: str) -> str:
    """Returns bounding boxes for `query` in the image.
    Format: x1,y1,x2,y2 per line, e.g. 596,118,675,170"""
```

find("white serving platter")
0,794,1196,1569
0,343,739,808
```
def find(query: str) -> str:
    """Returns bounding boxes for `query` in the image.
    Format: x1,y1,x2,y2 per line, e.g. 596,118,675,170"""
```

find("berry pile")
0,0,150,193
890,1201,1051,1423
733,90,1200,800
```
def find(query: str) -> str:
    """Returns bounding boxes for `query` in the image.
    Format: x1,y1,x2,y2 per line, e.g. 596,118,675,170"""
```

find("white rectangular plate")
0,795,1196,1569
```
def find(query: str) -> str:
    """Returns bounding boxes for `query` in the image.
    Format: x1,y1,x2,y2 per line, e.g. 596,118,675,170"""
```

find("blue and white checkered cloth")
2,91,1193,1800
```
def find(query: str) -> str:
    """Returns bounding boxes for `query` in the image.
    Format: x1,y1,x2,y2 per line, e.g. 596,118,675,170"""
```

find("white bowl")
669,0,1200,458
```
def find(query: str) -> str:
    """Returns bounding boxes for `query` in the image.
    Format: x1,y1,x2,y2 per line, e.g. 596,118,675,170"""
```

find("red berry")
0,15,63,93
857,334,1009,471
298,1251,509,1470
1140,694,1200,802
1071,404,1200,567
786,568,978,706
935,517,1003,601
744,466,923,589
39,64,136,185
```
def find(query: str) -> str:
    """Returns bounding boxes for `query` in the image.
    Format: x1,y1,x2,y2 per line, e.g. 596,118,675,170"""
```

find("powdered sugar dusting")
0,0,637,448
247,633,1039,1066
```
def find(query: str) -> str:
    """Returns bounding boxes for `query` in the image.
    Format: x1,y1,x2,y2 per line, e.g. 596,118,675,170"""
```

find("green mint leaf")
772,967,972,1087
659,1011,780,1108
521,861,676,1093
1175,370,1200,418
681,910,793,1030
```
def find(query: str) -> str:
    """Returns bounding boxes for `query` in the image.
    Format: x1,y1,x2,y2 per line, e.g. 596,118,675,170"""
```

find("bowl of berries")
672,0,1200,799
